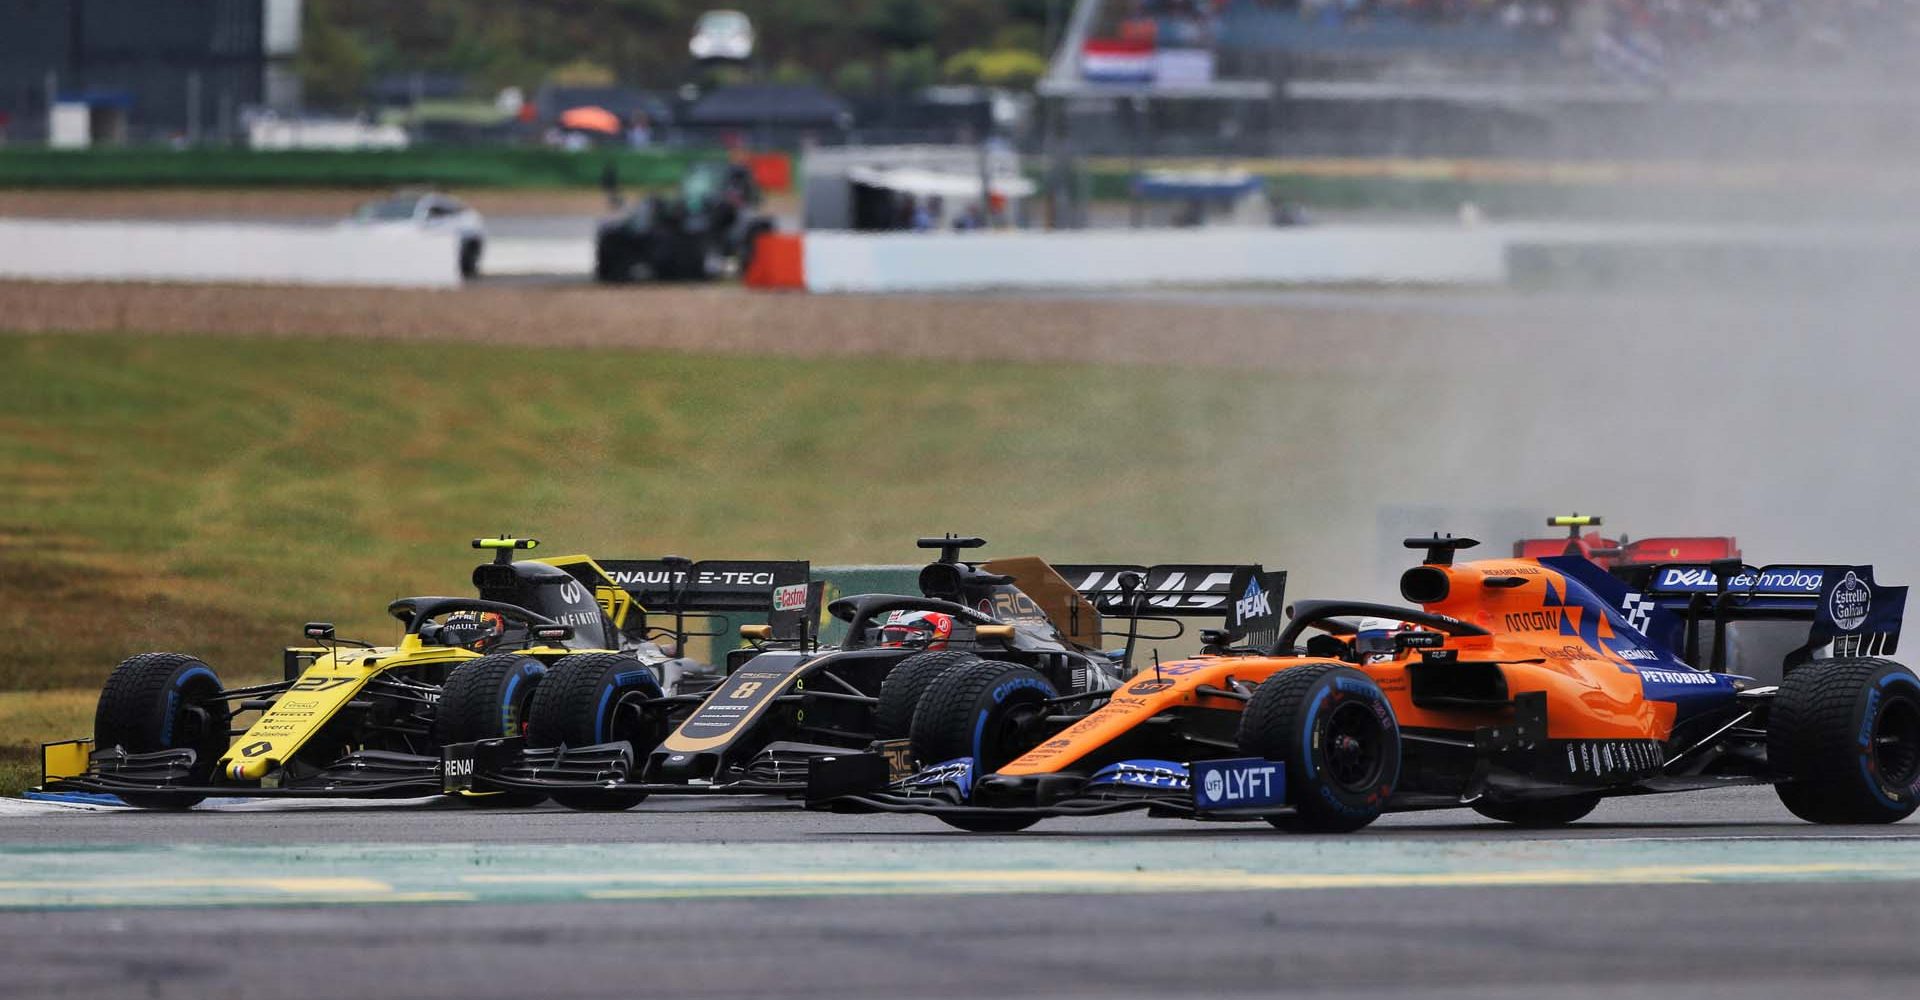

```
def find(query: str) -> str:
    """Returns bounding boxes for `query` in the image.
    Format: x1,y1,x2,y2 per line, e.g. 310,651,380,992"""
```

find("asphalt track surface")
3,786,1918,999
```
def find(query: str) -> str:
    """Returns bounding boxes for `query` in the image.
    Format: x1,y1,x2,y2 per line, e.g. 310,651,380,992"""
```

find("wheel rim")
1323,700,1386,792
609,694,664,750
983,700,1047,772
1873,693,1920,787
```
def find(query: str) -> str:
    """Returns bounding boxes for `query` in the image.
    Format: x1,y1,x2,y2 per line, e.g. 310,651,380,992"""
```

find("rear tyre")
911,661,1056,834
94,653,231,809
436,654,549,808
874,651,980,739
1471,795,1601,828
525,653,664,811
1238,663,1400,834
1768,657,1920,824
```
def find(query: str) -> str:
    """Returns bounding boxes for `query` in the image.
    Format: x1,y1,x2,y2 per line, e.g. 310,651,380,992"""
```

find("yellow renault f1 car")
39,537,658,808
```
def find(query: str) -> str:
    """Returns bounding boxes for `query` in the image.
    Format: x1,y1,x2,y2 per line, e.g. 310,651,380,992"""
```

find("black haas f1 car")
810,537,1917,833
39,539,801,809
445,535,1260,810
1514,513,1740,582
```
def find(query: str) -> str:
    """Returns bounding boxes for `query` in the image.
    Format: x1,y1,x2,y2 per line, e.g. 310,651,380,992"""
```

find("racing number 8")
729,681,763,700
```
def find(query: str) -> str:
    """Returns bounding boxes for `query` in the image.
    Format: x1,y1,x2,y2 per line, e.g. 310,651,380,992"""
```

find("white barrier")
802,225,1510,293
0,219,461,288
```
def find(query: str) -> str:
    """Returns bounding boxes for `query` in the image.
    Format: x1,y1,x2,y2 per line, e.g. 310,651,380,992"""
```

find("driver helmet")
438,611,506,652
1353,617,1410,664
878,610,954,650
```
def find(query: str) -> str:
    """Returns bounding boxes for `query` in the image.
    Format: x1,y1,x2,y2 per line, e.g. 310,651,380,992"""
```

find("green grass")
0,332,1372,765
0,689,93,796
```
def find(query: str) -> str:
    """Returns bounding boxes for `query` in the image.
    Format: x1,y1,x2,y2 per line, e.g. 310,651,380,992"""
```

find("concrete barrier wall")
0,220,461,288
802,225,1510,293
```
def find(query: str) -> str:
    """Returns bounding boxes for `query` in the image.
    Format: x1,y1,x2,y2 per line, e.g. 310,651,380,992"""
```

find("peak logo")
1236,580,1272,623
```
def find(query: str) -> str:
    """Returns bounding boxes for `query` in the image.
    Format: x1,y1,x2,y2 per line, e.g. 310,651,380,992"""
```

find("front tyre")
94,653,231,809
1768,657,1920,824
910,661,1057,774
910,661,1056,834
1238,663,1400,834
436,654,549,808
1471,794,1601,828
875,651,980,739
525,653,664,811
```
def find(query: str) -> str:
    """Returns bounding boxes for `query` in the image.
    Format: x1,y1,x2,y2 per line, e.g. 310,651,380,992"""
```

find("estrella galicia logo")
1235,578,1271,622
1830,571,1872,631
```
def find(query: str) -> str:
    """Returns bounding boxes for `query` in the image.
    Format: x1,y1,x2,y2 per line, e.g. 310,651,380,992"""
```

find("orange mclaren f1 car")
809,536,1917,833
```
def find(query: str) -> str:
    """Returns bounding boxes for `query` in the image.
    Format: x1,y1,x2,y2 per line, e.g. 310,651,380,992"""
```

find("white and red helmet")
878,610,955,650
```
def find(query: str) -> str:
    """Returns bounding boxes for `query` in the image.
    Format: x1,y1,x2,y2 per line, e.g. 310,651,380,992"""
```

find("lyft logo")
1195,758,1286,810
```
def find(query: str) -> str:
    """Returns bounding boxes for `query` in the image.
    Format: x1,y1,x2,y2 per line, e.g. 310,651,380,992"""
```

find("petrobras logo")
1654,566,1825,595
772,583,808,613
1235,578,1272,623
1830,571,1872,631
1193,757,1286,811
1639,668,1718,686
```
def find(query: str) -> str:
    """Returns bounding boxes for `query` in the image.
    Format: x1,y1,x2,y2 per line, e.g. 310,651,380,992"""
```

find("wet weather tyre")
875,651,981,739
94,652,231,810
1471,795,1600,828
910,661,1057,834
436,654,549,807
1238,663,1400,834
938,813,1045,834
525,653,663,811
1768,657,1920,824
911,661,1057,773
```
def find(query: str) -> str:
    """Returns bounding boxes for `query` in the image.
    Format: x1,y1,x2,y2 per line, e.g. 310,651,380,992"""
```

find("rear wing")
1633,562,1907,661
1055,564,1271,616
597,559,810,613
570,558,814,643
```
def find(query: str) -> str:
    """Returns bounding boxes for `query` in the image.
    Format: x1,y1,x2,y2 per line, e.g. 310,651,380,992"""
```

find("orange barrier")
747,152,793,193
743,232,805,290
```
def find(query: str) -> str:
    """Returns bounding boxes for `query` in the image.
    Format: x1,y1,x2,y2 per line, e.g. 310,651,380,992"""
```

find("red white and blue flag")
1081,39,1155,84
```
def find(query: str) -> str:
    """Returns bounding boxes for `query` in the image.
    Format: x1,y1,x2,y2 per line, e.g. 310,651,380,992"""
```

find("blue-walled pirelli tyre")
1769,657,1920,824
1237,663,1401,833
436,654,549,808
525,652,664,811
875,650,982,740
910,660,1058,833
94,652,232,810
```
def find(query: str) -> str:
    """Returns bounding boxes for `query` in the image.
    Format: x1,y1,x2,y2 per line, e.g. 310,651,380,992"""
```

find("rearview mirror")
531,624,574,643
739,624,774,641
975,624,1015,641
303,622,336,641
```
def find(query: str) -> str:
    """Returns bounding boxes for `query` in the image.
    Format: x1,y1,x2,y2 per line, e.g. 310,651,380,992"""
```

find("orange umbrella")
559,106,620,134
